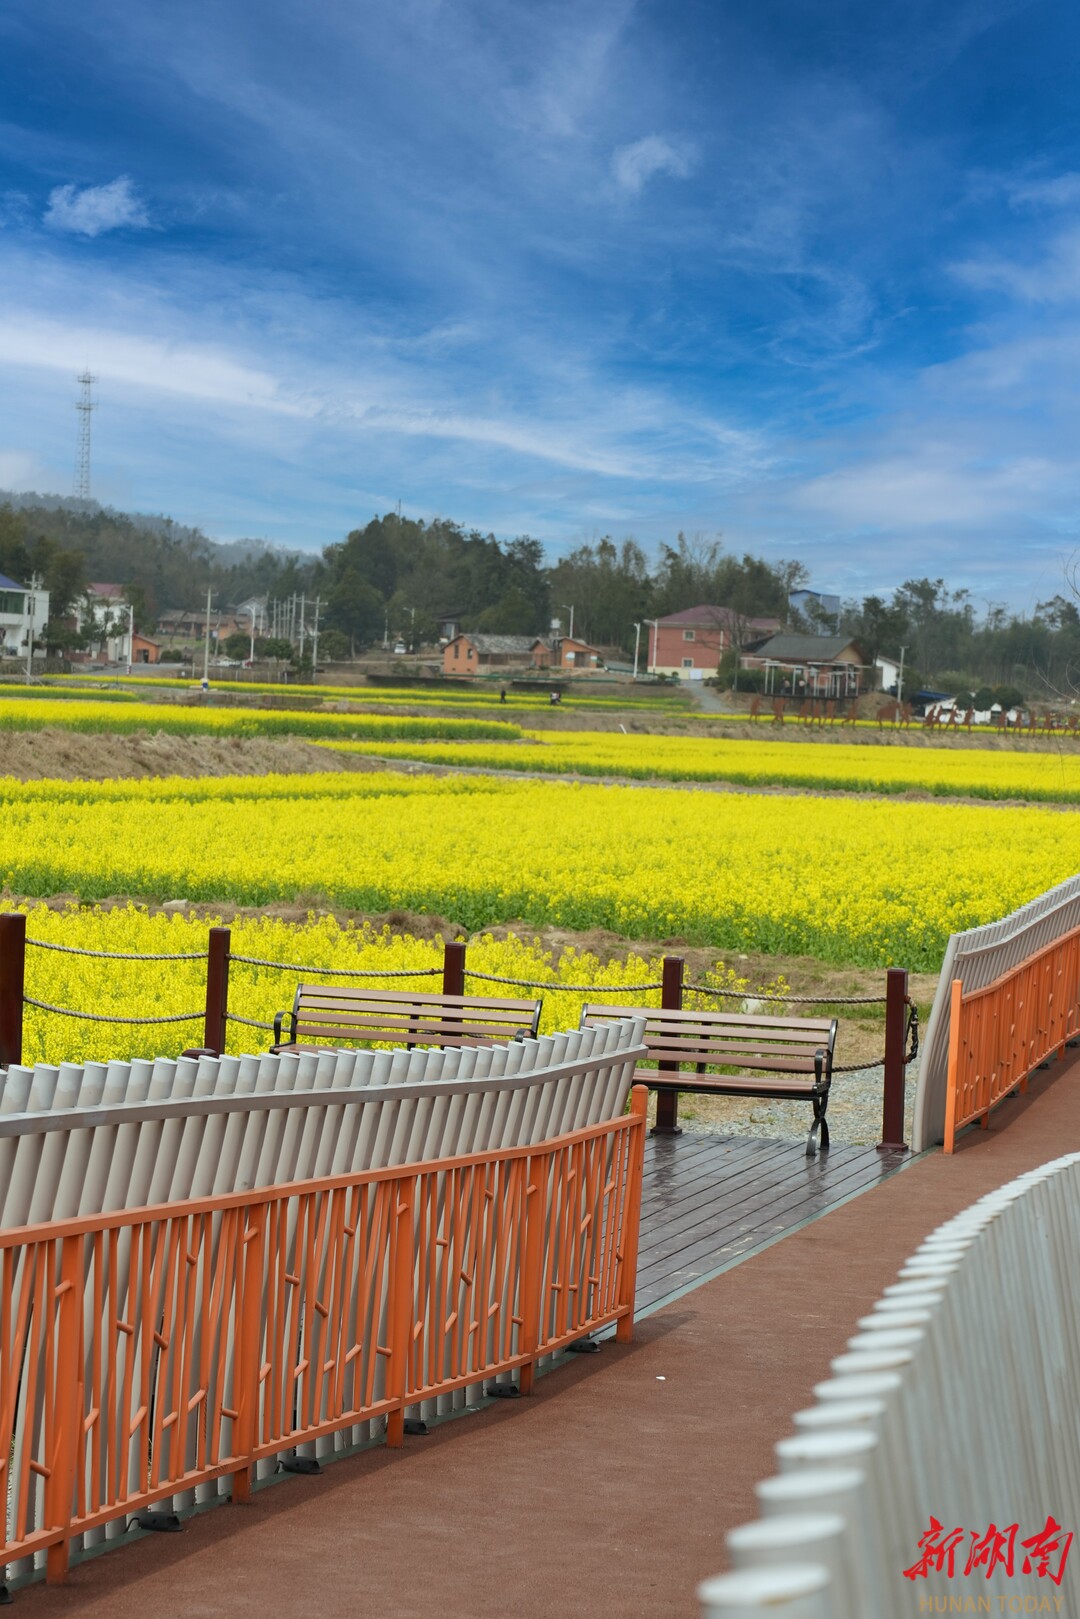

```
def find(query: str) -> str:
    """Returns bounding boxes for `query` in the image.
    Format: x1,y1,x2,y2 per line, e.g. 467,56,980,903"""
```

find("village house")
647,605,782,678
442,632,604,676
0,571,49,662
442,633,537,674
740,632,870,697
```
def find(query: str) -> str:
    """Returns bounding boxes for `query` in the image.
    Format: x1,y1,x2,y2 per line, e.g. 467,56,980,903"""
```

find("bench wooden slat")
274,984,542,1053
297,987,539,1013
634,1070,823,1097
583,1003,835,1034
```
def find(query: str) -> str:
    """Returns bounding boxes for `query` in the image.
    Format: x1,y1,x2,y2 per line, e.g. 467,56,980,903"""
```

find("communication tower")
74,371,97,502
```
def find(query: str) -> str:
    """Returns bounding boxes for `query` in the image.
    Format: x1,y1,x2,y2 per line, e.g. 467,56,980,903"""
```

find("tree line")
1,494,1077,698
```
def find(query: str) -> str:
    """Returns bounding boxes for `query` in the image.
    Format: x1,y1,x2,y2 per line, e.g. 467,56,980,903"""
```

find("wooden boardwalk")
636,1128,911,1313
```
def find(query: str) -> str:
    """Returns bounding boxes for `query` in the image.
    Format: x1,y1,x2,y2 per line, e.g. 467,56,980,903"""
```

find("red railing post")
385,1174,416,1447
204,926,231,1056
231,1205,265,1504
442,938,466,998
616,1085,649,1343
517,1151,548,1395
878,966,910,1153
0,910,27,1069
653,954,684,1135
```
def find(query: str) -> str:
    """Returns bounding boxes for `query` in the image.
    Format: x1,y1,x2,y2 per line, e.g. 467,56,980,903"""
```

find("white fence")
698,1152,1080,1615
914,873,1080,1150
0,1019,645,1226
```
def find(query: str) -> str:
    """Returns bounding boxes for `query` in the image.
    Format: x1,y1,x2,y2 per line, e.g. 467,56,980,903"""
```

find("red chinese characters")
904,1517,1073,1586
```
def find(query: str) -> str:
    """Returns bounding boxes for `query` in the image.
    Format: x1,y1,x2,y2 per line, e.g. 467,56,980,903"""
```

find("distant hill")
0,492,315,617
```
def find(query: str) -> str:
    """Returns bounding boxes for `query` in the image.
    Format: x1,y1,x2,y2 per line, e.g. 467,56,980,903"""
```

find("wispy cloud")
951,226,1080,306
44,176,149,238
612,134,695,196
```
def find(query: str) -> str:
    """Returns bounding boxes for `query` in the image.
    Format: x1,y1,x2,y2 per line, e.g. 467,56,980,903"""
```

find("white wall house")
73,584,134,663
0,572,50,661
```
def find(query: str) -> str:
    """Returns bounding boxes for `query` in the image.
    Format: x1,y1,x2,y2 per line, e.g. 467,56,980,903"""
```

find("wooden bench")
580,1004,837,1155
271,985,542,1053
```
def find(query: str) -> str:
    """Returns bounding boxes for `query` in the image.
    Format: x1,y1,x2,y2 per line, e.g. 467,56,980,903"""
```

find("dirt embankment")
0,731,382,781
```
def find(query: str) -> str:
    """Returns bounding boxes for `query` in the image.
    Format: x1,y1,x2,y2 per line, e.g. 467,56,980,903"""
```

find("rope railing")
26,937,205,962
228,953,442,977
225,1011,276,1030
464,969,664,993
686,982,887,1006
22,995,203,1026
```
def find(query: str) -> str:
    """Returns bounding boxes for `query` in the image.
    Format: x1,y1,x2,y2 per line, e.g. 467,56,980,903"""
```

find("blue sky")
0,0,1078,604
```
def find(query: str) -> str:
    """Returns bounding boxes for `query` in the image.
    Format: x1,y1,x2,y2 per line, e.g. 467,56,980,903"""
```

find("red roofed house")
647,605,782,679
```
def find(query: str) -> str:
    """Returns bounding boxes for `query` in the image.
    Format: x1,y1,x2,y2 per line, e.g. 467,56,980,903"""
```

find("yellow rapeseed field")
324,729,1080,803
3,768,1078,969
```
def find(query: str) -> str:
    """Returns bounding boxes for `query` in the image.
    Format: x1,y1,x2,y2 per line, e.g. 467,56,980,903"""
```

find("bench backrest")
580,1003,837,1074
288,985,542,1048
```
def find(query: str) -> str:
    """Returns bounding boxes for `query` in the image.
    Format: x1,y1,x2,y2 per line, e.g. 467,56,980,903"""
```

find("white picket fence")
698,1153,1080,1616
914,873,1080,1151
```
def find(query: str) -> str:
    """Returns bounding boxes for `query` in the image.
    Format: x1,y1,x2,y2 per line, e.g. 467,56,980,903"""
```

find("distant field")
3,768,1078,969
322,729,1080,803
37,673,689,712
0,695,521,743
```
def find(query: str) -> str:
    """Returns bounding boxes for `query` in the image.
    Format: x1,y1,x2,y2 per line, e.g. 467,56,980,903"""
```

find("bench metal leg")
806,1090,830,1157
652,1089,681,1136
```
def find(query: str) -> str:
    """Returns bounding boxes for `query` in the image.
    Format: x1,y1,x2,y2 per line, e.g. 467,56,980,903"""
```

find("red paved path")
24,1059,1080,1619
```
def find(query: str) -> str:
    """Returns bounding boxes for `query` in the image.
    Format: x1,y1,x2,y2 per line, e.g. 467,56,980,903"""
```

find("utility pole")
311,597,320,674
633,622,641,678
897,645,907,705
127,602,134,674
561,604,574,642
202,584,213,686
248,606,257,664
24,578,37,680
298,593,306,659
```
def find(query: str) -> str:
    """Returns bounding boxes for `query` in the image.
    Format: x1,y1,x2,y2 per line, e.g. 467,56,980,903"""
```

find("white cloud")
612,135,696,196
44,177,150,238
951,227,1080,306
1007,172,1080,211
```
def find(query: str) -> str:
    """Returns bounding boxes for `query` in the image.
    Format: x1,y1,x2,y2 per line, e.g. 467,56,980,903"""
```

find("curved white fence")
914,874,1080,1150
698,1153,1080,1616
0,1019,644,1226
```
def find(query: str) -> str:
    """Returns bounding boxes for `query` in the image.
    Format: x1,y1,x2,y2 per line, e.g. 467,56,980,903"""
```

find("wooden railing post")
44,1234,83,1583
653,954,684,1135
878,967,910,1154
616,1086,649,1343
0,910,26,1068
385,1175,416,1447
204,925,231,1056
442,939,466,998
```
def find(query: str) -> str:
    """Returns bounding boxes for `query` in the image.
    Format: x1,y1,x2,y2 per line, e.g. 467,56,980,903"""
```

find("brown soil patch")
0,731,389,781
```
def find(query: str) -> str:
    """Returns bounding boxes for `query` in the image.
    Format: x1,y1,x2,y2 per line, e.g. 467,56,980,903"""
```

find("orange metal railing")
943,926,1080,1152
0,1086,647,1583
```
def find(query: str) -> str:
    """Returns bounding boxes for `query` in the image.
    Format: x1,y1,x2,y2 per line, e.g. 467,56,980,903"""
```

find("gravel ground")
674,1061,919,1148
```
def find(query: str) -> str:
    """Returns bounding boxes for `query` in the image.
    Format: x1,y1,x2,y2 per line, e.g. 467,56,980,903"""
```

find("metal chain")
228,954,442,978
464,969,664,992
22,996,202,1025
25,938,205,962
225,1012,276,1030
686,982,887,1006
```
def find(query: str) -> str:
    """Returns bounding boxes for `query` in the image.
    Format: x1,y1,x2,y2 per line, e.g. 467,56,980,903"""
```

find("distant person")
549,689,561,706
499,686,507,703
